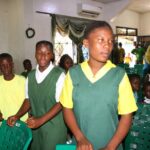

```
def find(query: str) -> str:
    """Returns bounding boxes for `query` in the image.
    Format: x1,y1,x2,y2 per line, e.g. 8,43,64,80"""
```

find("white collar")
35,63,54,83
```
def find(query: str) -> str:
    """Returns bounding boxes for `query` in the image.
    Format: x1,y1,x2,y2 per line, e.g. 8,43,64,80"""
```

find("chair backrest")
0,120,32,150
125,103,150,150
56,144,76,150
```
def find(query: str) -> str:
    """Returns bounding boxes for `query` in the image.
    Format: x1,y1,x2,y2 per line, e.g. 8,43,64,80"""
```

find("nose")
103,40,113,48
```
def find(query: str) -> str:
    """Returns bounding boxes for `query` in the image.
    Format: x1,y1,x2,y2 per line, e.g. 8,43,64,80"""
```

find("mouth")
100,52,110,58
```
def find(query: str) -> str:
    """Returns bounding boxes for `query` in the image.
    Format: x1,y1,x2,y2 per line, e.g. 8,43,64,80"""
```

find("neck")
39,63,50,72
88,59,106,75
4,74,14,81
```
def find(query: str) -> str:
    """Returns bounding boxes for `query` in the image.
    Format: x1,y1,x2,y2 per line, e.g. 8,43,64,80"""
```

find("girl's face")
144,85,150,99
83,27,113,64
131,78,140,92
35,46,53,71
64,58,73,72
0,58,14,77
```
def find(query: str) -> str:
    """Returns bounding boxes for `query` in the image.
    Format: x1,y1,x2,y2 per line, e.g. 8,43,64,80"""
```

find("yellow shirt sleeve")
60,72,73,108
118,73,138,114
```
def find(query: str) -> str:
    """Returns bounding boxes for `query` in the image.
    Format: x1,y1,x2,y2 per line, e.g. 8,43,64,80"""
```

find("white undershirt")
25,63,66,102
144,96,150,104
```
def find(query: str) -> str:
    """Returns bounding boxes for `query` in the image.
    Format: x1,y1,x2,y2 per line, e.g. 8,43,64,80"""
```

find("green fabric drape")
51,14,91,63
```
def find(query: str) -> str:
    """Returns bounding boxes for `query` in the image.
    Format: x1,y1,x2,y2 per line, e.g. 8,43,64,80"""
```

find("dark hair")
59,54,73,69
84,21,113,39
36,40,53,52
119,42,122,47
0,53,13,61
23,59,31,65
143,81,150,90
129,74,140,82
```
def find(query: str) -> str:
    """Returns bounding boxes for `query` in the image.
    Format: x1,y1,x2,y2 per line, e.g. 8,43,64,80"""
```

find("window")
54,31,77,65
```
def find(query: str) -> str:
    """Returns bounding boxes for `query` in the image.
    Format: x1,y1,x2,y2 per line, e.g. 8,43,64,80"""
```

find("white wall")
0,0,9,53
111,10,140,34
140,12,150,35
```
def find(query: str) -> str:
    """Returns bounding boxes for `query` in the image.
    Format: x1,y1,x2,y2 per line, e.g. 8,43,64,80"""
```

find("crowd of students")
0,21,149,150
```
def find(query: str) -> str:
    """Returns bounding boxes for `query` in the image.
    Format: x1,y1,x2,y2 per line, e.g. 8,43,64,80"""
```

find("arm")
63,108,93,150
7,99,30,126
0,111,3,121
101,113,132,150
27,102,62,129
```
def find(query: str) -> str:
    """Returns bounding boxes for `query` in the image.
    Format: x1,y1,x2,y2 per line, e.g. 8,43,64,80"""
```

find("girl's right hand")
77,136,93,150
7,115,19,126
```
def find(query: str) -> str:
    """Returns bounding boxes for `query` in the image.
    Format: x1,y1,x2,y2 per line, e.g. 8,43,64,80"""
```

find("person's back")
118,42,125,64
0,53,27,121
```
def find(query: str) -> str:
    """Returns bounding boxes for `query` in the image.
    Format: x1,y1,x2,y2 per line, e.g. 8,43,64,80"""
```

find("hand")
27,116,44,129
77,135,93,150
7,115,19,126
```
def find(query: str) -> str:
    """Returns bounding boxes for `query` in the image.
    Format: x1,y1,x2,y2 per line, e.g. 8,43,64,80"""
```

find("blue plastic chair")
0,120,32,150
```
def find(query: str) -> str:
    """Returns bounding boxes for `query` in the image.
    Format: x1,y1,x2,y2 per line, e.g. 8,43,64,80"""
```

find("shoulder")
14,74,26,85
53,66,65,74
69,64,81,74
28,69,36,77
15,74,26,81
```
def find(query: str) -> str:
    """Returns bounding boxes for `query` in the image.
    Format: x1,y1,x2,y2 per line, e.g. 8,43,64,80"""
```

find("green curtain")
51,14,91,63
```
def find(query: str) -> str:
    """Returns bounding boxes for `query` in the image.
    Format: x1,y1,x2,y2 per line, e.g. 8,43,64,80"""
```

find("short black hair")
84,21,113,39
59,54,73,69
129,74,140,82
23,59,31,65
0,53,13,61
36,40,53,52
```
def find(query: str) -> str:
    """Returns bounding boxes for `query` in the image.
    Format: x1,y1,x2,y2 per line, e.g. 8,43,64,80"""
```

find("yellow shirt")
60,61,138,115
0,75,27,121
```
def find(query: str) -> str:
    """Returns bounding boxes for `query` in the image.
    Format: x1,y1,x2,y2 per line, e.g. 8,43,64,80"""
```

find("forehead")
0,57,12,63
88,27,113,37
36,45,52,52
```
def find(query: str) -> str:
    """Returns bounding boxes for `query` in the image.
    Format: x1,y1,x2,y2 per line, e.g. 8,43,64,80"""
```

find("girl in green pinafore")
60,21,138,150
7,41,67,150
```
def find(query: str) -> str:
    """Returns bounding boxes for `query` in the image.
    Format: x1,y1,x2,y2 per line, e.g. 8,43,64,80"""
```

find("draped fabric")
51,14,91,63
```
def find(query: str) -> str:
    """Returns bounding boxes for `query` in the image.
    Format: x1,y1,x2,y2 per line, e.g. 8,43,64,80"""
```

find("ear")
83,39,89,48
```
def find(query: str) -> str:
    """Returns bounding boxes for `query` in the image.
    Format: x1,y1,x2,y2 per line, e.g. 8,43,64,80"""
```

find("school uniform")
0,75,27,121
60,60,138,150
26,63,67,150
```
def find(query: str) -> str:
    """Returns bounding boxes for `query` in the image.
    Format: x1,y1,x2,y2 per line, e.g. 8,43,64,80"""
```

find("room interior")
0,0,150,72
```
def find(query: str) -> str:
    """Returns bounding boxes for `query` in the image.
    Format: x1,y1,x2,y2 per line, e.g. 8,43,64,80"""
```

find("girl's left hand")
27,116,44,129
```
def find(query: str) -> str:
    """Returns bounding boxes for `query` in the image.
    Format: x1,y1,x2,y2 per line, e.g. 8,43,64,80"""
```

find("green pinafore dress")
28,67,67,150
69,65,125,150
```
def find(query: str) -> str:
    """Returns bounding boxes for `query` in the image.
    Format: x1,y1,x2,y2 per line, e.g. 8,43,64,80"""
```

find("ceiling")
92,0,150,13
128,0,150,13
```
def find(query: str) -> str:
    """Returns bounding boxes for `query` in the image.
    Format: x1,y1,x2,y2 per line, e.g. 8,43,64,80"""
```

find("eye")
108,39,113,44
98,38,104,43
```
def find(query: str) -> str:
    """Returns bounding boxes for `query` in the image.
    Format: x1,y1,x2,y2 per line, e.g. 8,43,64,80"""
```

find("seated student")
0,53,27,121
140,81,150,104
129,74,142,102
59,54,73,73
21,59,32,78
7,41,67,150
